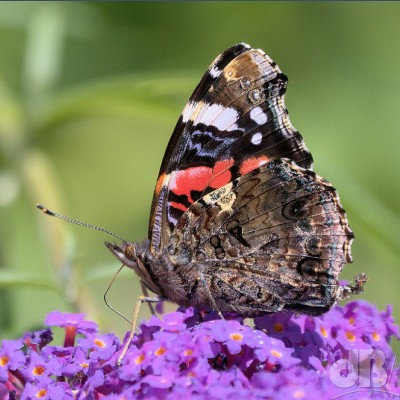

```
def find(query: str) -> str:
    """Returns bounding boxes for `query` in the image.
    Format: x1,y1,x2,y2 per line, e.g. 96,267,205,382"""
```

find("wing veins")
184,131,308,209
236,186,330,226
245,214,349,235
214,263,339,289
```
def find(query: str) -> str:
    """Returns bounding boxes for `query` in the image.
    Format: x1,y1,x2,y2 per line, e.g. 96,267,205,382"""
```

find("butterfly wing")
167,159,353,316
149,44,313,253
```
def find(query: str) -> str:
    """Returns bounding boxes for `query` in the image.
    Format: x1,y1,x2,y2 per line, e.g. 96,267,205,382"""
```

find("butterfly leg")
141,281,157,316
198,271,225,320
337,273,367,300
117,295,163,366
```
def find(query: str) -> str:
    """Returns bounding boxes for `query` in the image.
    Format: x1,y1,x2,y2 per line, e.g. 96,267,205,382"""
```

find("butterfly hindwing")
167,159,353,316
149,44,313,253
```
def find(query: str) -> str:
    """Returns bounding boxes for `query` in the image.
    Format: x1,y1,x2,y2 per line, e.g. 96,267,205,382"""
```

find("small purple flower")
0,340,26,383
54,347,89,378
21,351,62,382
146,307,195,332
1,301,400,399
118,351,146,385
44,311,98,349
208,319,246,354
78,332,119,361
20,378,70,400
44,311,97,334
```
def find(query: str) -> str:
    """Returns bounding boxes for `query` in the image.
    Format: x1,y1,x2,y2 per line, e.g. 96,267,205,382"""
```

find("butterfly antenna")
36,204,127,243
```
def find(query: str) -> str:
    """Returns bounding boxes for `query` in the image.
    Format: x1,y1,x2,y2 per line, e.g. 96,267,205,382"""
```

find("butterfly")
105,43,366,320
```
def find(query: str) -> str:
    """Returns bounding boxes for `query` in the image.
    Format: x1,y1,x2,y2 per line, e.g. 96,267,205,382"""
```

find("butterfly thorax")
105,239,207,308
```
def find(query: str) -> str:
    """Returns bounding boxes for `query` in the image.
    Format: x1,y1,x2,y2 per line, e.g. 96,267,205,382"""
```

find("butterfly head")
105,240,162,296
105,241,138,269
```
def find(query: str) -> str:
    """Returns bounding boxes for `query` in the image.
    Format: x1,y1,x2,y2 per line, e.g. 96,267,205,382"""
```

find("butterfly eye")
125,245,136,259
105,242,138,271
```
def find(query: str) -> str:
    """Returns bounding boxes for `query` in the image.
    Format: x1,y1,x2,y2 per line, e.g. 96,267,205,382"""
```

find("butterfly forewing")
149,44,313,253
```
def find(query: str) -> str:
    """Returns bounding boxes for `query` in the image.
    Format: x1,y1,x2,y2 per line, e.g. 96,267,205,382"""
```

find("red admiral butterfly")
38,43,366,331
103,43,366,319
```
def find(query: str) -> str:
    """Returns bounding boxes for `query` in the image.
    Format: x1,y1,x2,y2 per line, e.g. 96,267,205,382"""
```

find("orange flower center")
184,349,193,357
134,354,145,364
33,365,46,376
372,332,380,341
35,389,47,398
345,331,356,342
93,339,106,348
0,356,9,367
155,347,166,356
271,350,283,358
273,323,284,333
320,326,328,338
229,333,243,341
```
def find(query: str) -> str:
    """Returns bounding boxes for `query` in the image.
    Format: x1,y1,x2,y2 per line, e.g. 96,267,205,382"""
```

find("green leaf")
0,270,58,291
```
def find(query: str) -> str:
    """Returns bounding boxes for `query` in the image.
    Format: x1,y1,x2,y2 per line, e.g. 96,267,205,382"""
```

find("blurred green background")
1,2,400,341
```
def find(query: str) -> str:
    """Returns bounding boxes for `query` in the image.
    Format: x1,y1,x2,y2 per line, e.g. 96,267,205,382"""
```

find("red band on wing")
170,159,234,205
170,166,211,203
169,157,272,215
169,201,188,212
239,156,270,175
209,159,234,188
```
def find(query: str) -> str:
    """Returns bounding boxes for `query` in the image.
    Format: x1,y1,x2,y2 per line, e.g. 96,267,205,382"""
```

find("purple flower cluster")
1,301,399,399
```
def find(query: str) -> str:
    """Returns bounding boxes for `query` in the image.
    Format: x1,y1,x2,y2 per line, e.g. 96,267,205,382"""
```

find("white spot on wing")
182,101,241,132
196,103,239,131
250,107,268,125
182,101,198,123
251,132,263,145
209,66,221,78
